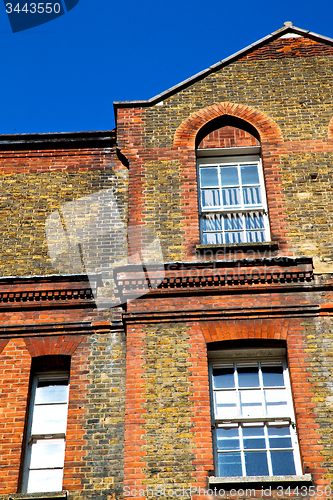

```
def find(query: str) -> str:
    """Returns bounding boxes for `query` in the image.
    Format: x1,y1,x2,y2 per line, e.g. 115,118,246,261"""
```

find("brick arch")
173,102,283,149
200,318,289,343
328,116,333,141
24,335,85,358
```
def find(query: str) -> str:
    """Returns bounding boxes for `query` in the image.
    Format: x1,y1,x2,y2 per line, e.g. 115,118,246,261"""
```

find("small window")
22,370,70,493
209,352,302,478
198,154,270,244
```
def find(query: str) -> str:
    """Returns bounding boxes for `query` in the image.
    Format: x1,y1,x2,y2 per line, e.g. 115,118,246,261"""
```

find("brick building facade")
0,22,333,500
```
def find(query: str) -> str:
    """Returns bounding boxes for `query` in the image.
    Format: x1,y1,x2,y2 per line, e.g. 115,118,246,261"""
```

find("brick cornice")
114,257,314,302
173,102,283,148
0,274,100,311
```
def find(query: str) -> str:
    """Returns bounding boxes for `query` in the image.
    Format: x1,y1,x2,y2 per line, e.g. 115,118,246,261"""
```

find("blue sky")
0,0,332,135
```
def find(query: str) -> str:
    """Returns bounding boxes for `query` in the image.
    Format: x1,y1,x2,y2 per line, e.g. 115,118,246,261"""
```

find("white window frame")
21,371,70,493
197,151,271,245
208,348,302,478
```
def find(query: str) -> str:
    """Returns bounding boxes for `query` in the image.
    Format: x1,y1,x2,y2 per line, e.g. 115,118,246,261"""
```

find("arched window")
22,355,71,494
196,118,271,245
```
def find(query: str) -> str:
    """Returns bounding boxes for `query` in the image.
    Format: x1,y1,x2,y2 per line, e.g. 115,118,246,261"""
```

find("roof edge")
0,129,116,150
113,24,333,111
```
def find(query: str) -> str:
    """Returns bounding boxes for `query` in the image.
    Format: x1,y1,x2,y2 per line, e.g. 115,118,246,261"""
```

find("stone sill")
196,241,279,252
9,492,67,500
208,474,312,488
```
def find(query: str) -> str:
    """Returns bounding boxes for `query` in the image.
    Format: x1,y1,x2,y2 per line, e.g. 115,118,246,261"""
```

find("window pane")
200,167,219,187
215,391,237,418
265,389,288,416
268,427,293,449
238,366,259,387
245,213,265,230
247,230,265,243
35,383,68,404
243,427,266,450
271,450,296,475
218,452,242,477
240,390,263,417
203,232,223,245
243,186,262,205
224,213,243,231
202,214,223,232
27,468,63,493
217,428,240,450
225,232,244,244
220,167,239,187
31,404,68,435
262,366,284,387
30,439,65,468
244,451,269,476
241,165,259,185
213,367,235,389
222,188,240,206
201,189,220,208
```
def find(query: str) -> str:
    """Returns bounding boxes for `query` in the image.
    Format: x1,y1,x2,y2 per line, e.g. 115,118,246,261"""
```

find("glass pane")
215,391,238,418
241,165,259,185
201,189,220,208
262,366,284,387
213,367,235,389
245,213,265,230
240,390,263,417
202,214,222,232
224,213,243,231
268,427,293,449
243,186,262,205
31,404,68,435
203,232,222,245
244,451,269,476
225,232,244,244
200,167,219,188
243,427,266,450
220,166,239,187
217,428,240,450
271,450,296,475
222,188,240,206
27,468,63,493
265,389,288,416
238,366,259,387
218,452,242,477
30,439,65,468
247,230,265,243
35,382,68,404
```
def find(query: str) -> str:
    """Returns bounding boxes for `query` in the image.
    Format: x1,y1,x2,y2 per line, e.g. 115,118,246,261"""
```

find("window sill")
196,241,279,252
208,474,312,488
9,492,67,500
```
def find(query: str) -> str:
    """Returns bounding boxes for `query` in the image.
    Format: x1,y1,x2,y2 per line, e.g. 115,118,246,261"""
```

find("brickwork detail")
328,116,333,140
238,37,333,61
198,125,260,149
0,148,128,277
173,102,283,149
124,322,213,500
0,338,31,493
24,334,86,357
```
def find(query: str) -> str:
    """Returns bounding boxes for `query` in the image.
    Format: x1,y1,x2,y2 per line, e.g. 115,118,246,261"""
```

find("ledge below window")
196,241,279,253
9,492,67,500
208,475,312,488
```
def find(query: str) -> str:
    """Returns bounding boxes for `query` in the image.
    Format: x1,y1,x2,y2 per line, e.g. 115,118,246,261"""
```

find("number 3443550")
5,3,61,13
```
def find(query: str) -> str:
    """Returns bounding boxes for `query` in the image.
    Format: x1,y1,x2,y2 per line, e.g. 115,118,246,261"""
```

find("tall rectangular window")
198,154,270,244
209,349,302,478
22,371,70,493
